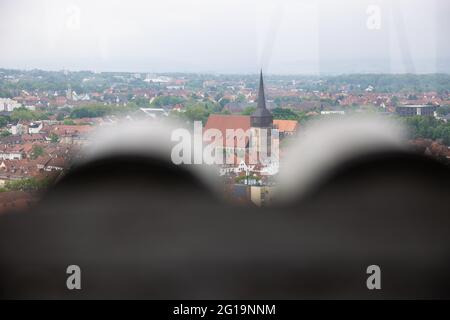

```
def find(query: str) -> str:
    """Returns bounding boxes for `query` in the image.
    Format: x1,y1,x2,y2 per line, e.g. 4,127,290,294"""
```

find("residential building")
396,104,437,117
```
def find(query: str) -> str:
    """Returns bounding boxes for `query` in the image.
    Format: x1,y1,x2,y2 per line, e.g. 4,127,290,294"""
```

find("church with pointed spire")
249,71,274,165
204,70,294,175
203,71,296,204
250,70,273,128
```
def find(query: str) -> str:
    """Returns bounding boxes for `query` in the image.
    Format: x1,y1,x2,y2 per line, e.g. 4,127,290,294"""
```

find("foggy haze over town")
1,0,450,74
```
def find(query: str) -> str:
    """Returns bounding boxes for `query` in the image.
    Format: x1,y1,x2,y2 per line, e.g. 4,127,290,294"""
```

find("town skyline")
1,67,449,211
3,66,450,76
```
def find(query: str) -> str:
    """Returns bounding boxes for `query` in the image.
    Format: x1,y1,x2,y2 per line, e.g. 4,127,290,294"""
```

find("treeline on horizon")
1,68,450,96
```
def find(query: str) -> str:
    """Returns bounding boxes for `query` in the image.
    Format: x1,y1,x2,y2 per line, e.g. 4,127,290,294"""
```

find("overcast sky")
0,0,449,74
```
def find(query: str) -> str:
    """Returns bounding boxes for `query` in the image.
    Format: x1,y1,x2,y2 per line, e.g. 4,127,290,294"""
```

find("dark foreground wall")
0,151,449,299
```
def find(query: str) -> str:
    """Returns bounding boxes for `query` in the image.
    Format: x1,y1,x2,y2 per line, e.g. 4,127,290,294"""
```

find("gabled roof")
204,114,251,148
273,119,298,133
204,114,251,135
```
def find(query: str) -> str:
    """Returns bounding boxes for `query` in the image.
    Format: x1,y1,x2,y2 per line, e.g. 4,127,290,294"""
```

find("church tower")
250,71,274,164
250,70,273,128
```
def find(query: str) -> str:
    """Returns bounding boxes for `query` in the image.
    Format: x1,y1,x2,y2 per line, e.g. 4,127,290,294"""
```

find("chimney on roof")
250,70,273,128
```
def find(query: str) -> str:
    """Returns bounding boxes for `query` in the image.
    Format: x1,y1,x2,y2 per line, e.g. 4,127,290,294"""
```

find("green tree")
50,133,59,143
0,130,11,138
63,119,76,125
151,96,184,107
4,177,54,192
134,97,150,107
271,107,299,120
235,94,246,103
402,116,450,145
391,96,399,107
70,105,109,118
0,115,10,128
219,98,230,109
70,103,141,119
10,107,36,121
183,104,211,124
241,106,256,115
30,145,45,159
9,107,49,121
437,106,450,116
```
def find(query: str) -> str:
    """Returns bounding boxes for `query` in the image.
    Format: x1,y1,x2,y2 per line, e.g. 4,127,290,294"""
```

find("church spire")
256,69,266,110
251,70,273,128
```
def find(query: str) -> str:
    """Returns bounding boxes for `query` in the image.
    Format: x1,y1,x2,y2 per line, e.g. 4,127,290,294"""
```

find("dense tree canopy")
437,105,450,116
2,177,55,192
0,115,10,127
70,103,140,118
271,107,299,120
151,96,184,107
10,107,48,121
402,116,450,145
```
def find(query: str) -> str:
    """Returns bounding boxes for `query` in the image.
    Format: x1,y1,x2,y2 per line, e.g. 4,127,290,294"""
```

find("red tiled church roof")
204,114,251,135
